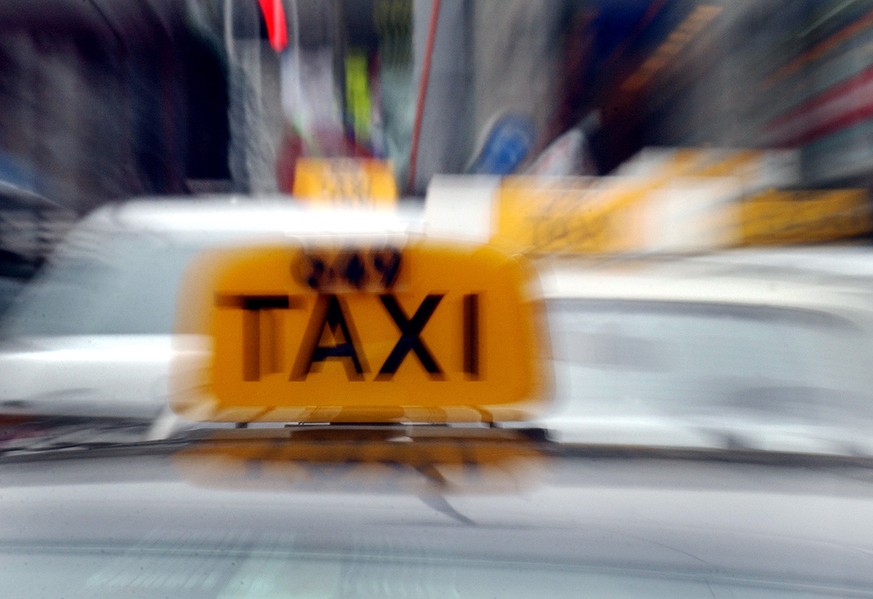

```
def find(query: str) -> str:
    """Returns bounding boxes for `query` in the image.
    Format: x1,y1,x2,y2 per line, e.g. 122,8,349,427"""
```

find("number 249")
294,247,403,290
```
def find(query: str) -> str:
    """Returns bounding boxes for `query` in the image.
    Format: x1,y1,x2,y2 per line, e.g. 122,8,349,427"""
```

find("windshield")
545,297,873,449
0,232,205,337
550,299,873,418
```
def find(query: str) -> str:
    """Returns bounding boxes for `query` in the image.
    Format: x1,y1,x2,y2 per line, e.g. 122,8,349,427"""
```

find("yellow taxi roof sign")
172,240,547,424
293,158,397,207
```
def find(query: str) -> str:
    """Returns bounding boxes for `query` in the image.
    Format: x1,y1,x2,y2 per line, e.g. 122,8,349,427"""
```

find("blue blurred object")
466,113,535,175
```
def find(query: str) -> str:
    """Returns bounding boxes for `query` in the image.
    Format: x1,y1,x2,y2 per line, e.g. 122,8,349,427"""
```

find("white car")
4,198,873,453
535,253,873,455
0,198,424,439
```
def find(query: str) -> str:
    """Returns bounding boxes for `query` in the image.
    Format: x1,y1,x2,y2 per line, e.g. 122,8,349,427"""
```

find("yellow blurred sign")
490,163,871,254
491,151,755,255
737,189,872,245
173,241,546,423
293,158,397,206
493,177,653,254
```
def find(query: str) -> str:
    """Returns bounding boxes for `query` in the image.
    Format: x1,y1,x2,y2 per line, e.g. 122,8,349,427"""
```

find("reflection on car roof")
88,197,425,236
537,252,873,314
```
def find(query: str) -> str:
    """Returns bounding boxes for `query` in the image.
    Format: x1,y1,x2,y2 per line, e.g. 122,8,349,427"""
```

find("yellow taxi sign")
292,158,398,207
737,189,872,245
173,240,546,423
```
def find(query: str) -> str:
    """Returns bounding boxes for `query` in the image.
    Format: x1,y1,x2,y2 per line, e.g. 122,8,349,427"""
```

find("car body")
3,433,873,597
0,198,424,437
535,253,873,455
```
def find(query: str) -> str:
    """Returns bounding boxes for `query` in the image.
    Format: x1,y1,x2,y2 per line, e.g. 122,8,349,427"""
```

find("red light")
257,0,288,52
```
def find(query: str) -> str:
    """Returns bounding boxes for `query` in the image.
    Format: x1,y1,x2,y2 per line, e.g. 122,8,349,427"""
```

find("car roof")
77,196,426,237
537,250,873,316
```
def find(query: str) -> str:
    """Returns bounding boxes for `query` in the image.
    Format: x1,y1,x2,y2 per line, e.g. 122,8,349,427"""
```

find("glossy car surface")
2,438,873,598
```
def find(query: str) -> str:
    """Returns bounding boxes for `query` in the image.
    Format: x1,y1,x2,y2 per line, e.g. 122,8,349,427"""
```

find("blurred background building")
1,0,873,283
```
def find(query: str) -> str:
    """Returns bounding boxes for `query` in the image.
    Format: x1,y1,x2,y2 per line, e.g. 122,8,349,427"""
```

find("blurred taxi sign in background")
292,158,398,207
425,148,873,255
172,238,546,424
737,189,871,246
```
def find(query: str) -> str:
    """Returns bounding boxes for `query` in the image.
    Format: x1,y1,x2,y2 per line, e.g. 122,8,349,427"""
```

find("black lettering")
378,294,444,378
372,247,402,288
341,251,367,288
215,294,297,382
303,255,327,290
463,294,480,378
291,294,368,380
